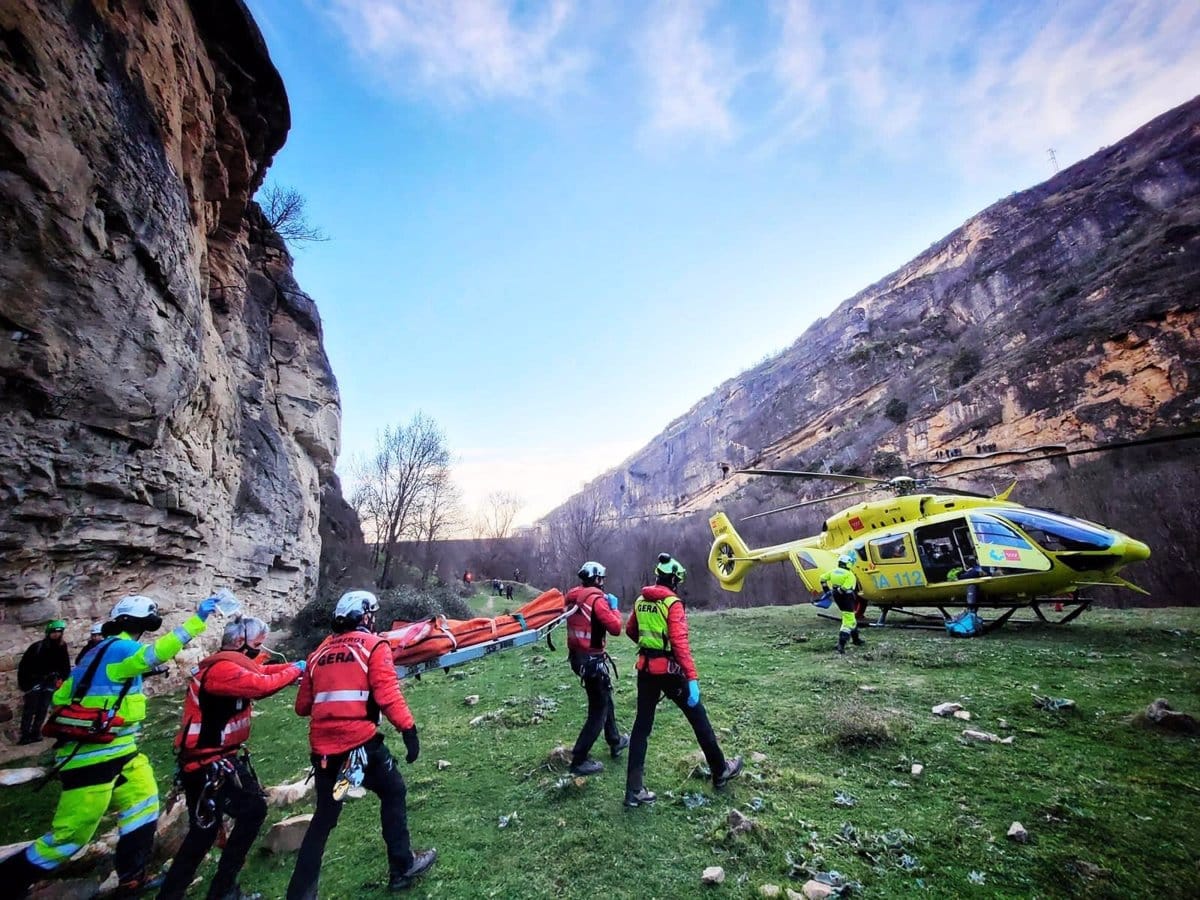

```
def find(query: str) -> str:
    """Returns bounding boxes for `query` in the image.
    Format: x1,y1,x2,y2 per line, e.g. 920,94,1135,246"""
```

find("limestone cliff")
0,0,340,698
552,97,1200,523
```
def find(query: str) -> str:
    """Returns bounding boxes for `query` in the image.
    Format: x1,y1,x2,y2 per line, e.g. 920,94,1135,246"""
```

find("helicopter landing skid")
1029,596,1093,625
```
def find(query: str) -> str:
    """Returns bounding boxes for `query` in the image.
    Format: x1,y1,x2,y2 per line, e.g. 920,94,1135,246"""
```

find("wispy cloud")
765,0,1200,171
636,0,741,141
325,0,587,102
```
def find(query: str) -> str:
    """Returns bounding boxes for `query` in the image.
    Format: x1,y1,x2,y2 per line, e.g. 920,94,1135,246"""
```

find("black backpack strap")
71,638,118,704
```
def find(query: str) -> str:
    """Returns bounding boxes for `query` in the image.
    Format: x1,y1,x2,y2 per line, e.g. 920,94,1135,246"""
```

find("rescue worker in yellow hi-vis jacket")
0,593,216,898
822,554,866,654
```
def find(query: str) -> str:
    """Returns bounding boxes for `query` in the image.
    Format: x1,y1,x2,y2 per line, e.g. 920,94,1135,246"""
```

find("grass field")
1,603,1197,899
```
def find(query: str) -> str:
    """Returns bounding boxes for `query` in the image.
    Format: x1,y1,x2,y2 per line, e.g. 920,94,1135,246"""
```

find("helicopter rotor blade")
741,487,878,521
736,468,890,486
932,428,1200,478
927,485,992,499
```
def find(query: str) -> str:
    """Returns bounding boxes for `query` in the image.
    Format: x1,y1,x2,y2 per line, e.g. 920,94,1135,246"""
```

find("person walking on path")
564,561,628,776
623,554,742,808
0,594,215,898
157,616,305,900
17,619,71,744
285,590,436,898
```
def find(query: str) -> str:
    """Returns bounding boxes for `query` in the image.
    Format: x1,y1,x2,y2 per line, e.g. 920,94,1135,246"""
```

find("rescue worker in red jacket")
157,616,305,900
565,561,628,776
285,591,436,898
623,554,743,808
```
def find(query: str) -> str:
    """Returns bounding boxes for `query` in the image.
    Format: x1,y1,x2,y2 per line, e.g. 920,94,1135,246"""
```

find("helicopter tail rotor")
708,512,755,592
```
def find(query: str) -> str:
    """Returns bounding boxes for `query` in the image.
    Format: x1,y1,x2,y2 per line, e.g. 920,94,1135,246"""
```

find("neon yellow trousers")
27,752,159,871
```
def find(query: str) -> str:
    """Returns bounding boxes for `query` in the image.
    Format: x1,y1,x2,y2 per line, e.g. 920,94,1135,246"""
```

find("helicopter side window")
870,535,912,564
998,509,1115,552
913,522,969,584
967,516,1032,550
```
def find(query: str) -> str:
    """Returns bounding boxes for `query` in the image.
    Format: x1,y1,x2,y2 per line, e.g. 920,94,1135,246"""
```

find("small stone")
727,809,755,836
701,866,726,885
1000,736,1015,745
437,760,451,770
529,655,546,664
911,763,924,778
953,709,972,721
802,879,835,899
464,695,480,706
859,685,877,693
1007,821,1029,843
0,767,46,786
786,890,805,900
759,885,782,898
266,778,315,808
963,729,1000,742
998,718,1009,729
932,702,963,717
750,751,768,764
264,814,313,854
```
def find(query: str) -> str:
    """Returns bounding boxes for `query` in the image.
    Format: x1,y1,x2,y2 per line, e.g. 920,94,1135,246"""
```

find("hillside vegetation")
2,604,1197,898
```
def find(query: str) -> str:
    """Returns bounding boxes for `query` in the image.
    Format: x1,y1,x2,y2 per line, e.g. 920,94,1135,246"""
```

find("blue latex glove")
686,679,701,708
605,592,620,611
197,597,219,621
294,660,307,673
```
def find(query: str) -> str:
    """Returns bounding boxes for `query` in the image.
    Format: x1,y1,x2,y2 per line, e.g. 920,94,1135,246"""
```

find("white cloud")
324,0,587,101
636,0,740,140
766,0,1200,172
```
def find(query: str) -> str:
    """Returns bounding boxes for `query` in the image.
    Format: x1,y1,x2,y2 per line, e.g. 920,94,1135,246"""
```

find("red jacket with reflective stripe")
176,651,301,770
565,586,621,655
625,585,698,680
296,629,415,755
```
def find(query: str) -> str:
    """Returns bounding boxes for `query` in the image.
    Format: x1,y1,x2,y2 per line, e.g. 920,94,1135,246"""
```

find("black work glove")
402,727,420,764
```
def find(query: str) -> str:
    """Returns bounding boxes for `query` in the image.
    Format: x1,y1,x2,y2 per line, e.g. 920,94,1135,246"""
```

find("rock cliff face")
0,0,340,698
554,97,1200,523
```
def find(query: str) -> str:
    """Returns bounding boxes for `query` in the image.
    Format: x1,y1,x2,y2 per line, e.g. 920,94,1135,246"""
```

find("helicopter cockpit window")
999,509,1115,552
967,516,1032,549
870,535,912,564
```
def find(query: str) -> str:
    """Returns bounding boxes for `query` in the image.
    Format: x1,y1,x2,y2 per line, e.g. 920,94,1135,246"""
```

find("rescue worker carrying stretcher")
157,616,305,900
822,554,866,654
565,561,629,776
624,554,743,808
286,590,436,898
0,593,215,898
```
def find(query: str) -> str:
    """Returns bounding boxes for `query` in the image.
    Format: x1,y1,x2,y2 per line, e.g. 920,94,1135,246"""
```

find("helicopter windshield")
998,509,1116,552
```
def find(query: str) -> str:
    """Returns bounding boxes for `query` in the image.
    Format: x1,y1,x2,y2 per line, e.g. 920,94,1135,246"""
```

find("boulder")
264,814,313,854
701,866,725,885
267,778,315,808
153,795,190,859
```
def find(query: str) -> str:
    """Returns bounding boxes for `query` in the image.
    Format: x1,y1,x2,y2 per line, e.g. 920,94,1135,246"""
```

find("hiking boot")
610,735,630,759
852,636,866,646
111,872,165,898
624,787,657,808
569,758,603,776
714,756,744,789
389,849,437,891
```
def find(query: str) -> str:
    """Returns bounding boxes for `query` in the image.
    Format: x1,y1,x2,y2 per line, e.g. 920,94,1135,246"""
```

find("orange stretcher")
383,589,572,677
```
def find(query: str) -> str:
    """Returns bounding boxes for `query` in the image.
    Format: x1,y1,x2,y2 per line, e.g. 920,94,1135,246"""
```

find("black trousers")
569,652,620,765
157,755,268,900
19,687,53,740
286,734,412,900
625,670,725,792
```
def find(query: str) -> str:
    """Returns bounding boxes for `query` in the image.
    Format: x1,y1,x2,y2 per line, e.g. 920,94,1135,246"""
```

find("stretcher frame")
394,608,574,679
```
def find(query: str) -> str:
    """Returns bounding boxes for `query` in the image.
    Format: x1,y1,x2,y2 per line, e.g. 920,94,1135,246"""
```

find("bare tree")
412,468,462,580
351,413,451,589
560,484,614,562
476,491,524,541
260,183,329,245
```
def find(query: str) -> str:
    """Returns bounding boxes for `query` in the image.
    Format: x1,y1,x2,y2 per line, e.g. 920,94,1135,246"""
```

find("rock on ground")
759,885,782,897
264,814,313,854
701,866,725,885
267,778,315,808
932,702,963,717
0,766,46,786
1008,821,1029,842
802,880,836,899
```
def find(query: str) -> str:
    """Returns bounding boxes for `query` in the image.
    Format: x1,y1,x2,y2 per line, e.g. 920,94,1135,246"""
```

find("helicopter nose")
1117,537,1151,562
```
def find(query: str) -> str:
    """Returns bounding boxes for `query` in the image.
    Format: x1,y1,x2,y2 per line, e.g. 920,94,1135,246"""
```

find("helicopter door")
967,514,1051,572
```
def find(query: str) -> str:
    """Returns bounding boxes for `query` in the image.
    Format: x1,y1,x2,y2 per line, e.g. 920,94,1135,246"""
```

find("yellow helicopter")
704,437,1181,632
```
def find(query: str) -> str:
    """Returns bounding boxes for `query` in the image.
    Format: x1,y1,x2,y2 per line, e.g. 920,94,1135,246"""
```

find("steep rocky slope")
554,97,1200,523
0,0,342,698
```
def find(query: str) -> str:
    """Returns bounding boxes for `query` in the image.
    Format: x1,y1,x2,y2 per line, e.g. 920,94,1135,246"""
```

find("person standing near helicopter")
822,554,866,654
157,616,305,900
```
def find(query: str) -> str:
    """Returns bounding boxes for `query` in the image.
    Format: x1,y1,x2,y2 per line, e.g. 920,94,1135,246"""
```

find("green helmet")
45,619,66,634
655,553,687,583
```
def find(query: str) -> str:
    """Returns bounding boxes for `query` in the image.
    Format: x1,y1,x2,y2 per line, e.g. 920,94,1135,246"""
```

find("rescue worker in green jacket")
0,593,217,898
822,554,865,654
623,554,742,808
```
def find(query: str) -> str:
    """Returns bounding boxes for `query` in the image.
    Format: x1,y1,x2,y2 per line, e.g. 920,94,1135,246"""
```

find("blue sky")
243,0,1200,527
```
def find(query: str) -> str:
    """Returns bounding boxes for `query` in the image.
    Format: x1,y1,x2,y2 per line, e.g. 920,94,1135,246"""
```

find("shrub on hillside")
283,584,473,656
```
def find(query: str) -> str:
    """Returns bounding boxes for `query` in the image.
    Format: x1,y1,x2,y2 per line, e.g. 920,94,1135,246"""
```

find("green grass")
464,582,542,616
2,607,1198,898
